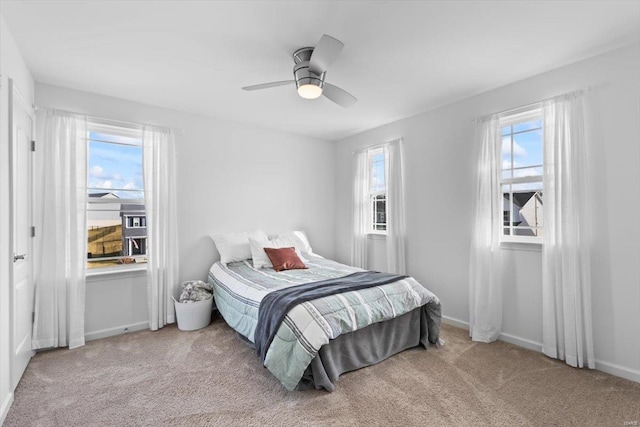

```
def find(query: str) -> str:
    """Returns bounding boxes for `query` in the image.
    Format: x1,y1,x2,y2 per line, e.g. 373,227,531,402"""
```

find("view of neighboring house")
87,193,146,261
120,204,147,257
503,191,543,236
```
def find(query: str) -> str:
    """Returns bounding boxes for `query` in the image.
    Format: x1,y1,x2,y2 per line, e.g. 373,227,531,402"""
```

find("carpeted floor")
5,318,640,426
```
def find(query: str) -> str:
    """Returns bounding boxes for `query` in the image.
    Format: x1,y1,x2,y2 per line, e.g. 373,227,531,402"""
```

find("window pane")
87,208,123,260
502,184,513,234
511,182,543,231
512,129,542,169
502,120,543,174
88,138,144,198
370,152,385,193
375,196,386,225
89,131,142,146
371,194,386,231
87,127,147,269
87,204,148,268
500,112,543,240
502,136,513,171
513,119,542,133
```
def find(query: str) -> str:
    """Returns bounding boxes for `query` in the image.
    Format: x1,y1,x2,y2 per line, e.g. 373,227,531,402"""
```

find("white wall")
334,44,640,381
0,13,35,424
35,82,336,340
0,15,34,104
84,271,149,341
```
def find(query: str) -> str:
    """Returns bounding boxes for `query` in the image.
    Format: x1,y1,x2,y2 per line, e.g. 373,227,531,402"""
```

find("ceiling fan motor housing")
293,47,325,91
241,36,356,108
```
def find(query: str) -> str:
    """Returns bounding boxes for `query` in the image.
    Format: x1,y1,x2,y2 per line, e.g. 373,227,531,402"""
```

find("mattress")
207,254,441,390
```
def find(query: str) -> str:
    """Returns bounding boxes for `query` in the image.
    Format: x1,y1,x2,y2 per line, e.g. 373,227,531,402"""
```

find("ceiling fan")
242,34,357,108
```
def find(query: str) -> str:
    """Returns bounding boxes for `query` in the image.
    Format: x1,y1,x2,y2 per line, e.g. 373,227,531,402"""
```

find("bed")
207,251,442,392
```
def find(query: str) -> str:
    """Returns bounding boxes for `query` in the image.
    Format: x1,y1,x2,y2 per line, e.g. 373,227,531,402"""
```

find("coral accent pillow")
263,247,307,272
249,237,306,270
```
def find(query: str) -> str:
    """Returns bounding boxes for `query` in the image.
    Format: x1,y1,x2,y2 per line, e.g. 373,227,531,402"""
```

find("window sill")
86,265,147,279
500,240,542,252
367,233,387,240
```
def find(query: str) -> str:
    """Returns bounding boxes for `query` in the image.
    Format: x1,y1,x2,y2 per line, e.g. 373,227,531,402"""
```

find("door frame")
0,75,15,424
8,77,36,390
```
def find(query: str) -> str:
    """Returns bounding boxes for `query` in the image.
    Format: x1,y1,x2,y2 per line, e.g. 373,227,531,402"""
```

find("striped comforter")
207,254,441,390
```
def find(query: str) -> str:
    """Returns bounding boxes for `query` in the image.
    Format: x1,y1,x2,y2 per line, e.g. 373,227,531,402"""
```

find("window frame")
86,120,148,271
499,107,544,245
367,147,388,236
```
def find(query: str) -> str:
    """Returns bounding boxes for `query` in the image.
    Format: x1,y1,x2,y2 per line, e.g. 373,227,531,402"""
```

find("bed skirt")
296,306,428,392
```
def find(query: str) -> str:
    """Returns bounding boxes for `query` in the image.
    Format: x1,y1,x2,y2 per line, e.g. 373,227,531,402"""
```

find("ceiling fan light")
297,84,323,99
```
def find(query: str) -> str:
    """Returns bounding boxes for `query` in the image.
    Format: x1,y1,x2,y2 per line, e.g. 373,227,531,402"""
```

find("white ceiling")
2,1,639,140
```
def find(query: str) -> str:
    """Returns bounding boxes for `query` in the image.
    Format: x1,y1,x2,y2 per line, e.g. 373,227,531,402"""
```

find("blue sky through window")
502,120,543,177
87,131,143,199
370,151,385,193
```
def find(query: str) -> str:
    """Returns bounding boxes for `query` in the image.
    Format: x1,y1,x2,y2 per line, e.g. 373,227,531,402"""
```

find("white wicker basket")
174,296,213,331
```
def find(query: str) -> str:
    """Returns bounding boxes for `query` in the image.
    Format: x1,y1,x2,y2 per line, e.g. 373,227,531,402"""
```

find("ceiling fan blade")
322,83,357,108
309,35,344,75
242,81,295,91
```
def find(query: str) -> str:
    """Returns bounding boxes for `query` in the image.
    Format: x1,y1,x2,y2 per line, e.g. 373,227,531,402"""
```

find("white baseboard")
84,321,149,342
595,359,640,383
0,392,14,426
441,315,470,330
441,315,543,351
441,315,638,384
498,332,543,352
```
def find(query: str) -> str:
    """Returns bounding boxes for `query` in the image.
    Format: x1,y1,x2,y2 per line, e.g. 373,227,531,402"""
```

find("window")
86,121,147,269
500,108,543,243
368,147,387,234
124,216,146,228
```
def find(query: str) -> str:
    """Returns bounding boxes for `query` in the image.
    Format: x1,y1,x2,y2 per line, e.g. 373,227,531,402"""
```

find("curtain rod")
472,86,591,123
352,138,403,155
35,106,186,134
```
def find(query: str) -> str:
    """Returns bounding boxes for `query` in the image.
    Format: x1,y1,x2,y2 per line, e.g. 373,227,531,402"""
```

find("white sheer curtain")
469,115,503,343
33,110,87,350
542,91,594,368
351,149,369,269
385,139,406,274
143,126,179,331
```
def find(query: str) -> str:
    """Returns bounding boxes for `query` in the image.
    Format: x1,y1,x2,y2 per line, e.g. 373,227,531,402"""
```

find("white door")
10,79,35,390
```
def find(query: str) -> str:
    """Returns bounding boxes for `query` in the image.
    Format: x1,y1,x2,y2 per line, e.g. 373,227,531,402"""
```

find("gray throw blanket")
254,271,408,364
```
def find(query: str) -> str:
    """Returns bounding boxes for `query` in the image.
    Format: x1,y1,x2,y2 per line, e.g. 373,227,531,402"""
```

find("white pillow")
249,237,306,269
269,231,313,254
212,230,268,265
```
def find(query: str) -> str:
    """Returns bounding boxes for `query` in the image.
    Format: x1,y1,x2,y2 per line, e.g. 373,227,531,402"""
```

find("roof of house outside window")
88,192,119,199
120,204,145,217
503,191,543,209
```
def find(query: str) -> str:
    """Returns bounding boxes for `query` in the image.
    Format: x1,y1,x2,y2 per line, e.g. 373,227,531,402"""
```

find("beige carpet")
5,319,640,426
